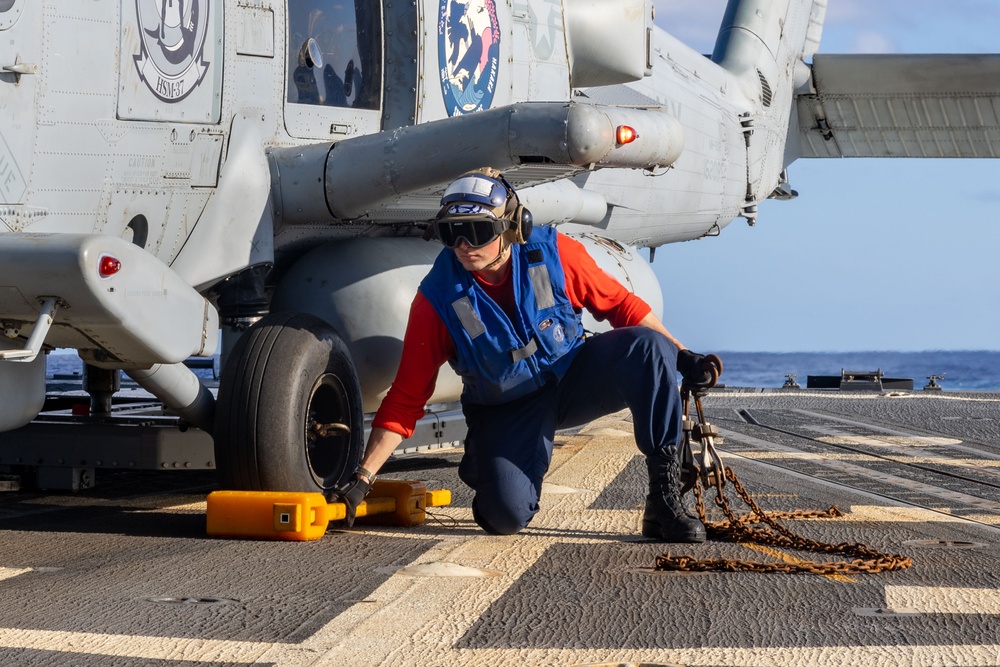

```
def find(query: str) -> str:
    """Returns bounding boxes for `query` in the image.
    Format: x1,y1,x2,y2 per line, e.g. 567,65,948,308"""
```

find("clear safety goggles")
434,205,509,248
440,174,509,208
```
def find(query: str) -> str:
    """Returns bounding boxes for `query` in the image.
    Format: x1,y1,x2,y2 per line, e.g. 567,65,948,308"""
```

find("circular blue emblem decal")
438,0,501,116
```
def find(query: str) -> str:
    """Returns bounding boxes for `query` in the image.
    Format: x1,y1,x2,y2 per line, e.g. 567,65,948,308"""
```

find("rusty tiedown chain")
655,388,913,575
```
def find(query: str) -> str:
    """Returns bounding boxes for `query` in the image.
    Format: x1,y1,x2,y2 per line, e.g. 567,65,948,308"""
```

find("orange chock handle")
326,489,452,521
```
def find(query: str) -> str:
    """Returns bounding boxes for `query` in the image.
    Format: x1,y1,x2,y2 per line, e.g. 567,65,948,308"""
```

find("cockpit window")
287,0,382,110
0,0,15,12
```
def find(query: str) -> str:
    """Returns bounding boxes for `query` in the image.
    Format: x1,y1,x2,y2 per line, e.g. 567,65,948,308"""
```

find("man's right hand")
328,477,371,528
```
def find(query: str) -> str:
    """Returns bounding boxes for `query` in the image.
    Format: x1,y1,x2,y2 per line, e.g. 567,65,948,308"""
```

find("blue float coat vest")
420,227,584,405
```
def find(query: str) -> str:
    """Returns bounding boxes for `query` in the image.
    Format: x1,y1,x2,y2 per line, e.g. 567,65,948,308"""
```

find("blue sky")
651,1,1000,352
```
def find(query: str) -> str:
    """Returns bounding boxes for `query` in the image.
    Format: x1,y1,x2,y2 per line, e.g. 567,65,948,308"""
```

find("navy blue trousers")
458,327,683,535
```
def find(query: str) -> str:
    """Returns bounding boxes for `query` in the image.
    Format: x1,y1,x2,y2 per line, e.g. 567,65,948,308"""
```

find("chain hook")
681,389,725,490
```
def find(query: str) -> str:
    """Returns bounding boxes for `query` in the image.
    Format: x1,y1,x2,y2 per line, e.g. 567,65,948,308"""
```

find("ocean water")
46,353,218,384
47,350,1000,391
711,350,1000,392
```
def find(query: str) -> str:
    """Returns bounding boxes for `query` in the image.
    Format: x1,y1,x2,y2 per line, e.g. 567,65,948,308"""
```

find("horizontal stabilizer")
797,54,1000,158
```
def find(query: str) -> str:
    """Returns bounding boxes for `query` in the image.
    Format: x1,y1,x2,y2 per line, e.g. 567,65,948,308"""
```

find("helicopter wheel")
214,311,363,492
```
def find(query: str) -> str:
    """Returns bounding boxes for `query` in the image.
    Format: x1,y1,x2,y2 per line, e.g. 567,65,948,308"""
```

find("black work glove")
328,477,371,528
677,349,715,393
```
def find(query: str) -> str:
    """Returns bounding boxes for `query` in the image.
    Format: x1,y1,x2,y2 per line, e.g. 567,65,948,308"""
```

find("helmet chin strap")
480,235,510,271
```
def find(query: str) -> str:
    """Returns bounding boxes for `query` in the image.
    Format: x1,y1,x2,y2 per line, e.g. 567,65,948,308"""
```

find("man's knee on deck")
472,495,536,535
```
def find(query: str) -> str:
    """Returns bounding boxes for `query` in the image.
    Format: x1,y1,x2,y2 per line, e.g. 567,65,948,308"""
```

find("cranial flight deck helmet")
429,168,533,248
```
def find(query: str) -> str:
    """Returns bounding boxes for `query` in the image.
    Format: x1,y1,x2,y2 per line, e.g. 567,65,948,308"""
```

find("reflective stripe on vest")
529,264,555,310
451,296,486,339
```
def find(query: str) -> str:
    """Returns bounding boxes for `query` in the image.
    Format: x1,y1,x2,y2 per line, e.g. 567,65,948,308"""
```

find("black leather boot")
642,452,706,543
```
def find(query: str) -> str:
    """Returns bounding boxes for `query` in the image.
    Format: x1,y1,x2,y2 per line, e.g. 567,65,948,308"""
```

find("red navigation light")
616,125,638,145
99,255,122,278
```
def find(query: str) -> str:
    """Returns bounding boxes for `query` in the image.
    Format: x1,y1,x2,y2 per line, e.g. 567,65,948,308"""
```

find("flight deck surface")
0,389,998,666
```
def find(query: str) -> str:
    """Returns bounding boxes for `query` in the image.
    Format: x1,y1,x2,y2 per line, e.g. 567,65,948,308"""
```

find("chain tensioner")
656,390,913,575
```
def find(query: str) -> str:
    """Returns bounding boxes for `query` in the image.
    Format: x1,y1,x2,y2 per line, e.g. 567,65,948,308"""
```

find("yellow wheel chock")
206,479,451,541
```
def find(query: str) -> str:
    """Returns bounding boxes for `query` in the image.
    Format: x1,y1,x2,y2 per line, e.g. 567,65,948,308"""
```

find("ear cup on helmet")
518,206,533,240
503,204,533,244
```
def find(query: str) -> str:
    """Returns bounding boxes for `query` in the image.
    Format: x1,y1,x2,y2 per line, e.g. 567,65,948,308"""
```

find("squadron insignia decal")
134,0,212,102
438,0,501,116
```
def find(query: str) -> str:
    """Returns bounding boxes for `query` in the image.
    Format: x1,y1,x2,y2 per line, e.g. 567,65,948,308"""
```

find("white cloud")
823,0,891,25
847,31,896,55
653,3,726,53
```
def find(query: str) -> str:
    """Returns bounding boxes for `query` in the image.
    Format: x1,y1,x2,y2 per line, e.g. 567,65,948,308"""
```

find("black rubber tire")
214,311,364,492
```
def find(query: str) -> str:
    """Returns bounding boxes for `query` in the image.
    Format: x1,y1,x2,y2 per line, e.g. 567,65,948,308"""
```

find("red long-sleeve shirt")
373,232,652,437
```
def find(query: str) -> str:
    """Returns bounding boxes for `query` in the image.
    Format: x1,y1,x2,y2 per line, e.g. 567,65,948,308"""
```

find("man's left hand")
677,349,721,393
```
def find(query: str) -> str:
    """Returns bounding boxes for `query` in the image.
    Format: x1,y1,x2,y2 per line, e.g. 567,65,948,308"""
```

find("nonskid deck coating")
0,390,998,666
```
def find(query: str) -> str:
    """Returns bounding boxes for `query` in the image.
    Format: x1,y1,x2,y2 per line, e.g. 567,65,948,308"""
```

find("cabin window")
0,1,14,12
286,0,382,110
